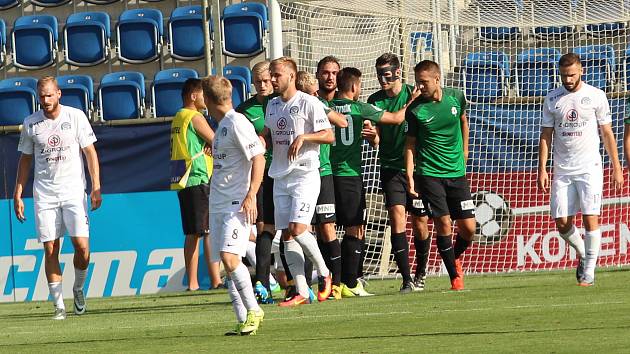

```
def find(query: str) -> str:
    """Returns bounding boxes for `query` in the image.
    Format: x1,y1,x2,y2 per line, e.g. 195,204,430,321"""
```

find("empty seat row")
0,3,267,69
463,45,618,102
0,0,164,9
479,22,626,41
0,65,252,125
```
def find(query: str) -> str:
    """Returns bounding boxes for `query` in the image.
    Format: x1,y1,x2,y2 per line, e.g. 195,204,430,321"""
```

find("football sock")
560,225,585,259
227,277,247,322
231,263,261,312
48,282,65,310
304,258,314,286
324,239,342,286
584,229,601,279
284,239,310,299
73,268,87,291
255,231,274,289
341,235,361,288
436,236,458,280
454,234,471,259
391,232,412,283
357,238,366,279
279,239,293,281
295,230,330,277
245,241,257,267
318,238,330,269
414,235,431,277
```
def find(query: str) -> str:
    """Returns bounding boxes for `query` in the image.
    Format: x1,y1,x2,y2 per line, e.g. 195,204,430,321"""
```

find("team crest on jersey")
581,97,591,105
277,117,287,130
451,107,457,115
61,122,71,130
221,127,227,136
290,106,299,114
566,109,578,122
47,135,61,147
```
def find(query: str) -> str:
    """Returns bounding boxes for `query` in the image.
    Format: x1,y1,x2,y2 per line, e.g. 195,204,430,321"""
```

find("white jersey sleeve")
310,97,332,132
77,112,97,148
594,90,612,125
234,114,265,161
18,123,34,155
541,96,554,128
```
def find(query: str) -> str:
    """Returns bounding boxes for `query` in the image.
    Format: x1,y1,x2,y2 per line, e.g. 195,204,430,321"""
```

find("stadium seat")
64,12,111,67
573,45,615,91
585,22,625,37
0,77,38,126
83,0,119,4
532,26,573,39
58,74,94,117
409,31,433,62
31,0,71,7
117,9,163,64
462,51,510,102
98,71,145,121
11,15,58,70
168,5,208,61
513,48,561,97
0,0,19,10
221,2,267,57
224,65,251,107
152,68,198,117
0,19,6,67
479,27,519,41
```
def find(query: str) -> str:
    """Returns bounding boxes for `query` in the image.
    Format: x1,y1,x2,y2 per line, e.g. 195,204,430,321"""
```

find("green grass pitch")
2,268,629,353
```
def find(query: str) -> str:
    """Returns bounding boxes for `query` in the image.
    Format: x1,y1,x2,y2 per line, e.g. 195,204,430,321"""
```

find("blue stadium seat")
479,27,519,41
117,9,163,64
152,68,198,117
532,26,573,39
462,51,510,102
11,15,58,70
573,45,615,91
98,71,145,120
64,12,111,67
58,74,94,117
410,31,433,62
31,0,71,7
585,22,625,37
224,65,251,107
168,5,207,61
0,0,19,10
83,0,119,4
0,19,6,67
514,48,561,97
0,77,38,126
221,2,267,57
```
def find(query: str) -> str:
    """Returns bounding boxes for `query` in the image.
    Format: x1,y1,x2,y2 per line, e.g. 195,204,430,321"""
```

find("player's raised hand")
240,193,257,224
537,169,549,193
14,196,25,222
410,85,421,101
90,188,102,210
288,135,304,161
361,120,377,143
407,174,418,197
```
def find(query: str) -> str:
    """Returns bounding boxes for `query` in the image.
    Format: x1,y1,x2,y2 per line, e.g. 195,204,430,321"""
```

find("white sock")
284,239,310,299
560,226,585,259
74,268,87,291
269,274,278,288
584,229,601,279
294,231,330,277
227,278,247,323
231,263,261,312
246,241,257,267
48,282,65,310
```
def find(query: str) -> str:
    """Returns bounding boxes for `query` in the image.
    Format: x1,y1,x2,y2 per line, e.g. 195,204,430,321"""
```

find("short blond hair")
201,76,232,105
37,76,59,90
296,71,317,92
270,56,298,75
252,60,270,77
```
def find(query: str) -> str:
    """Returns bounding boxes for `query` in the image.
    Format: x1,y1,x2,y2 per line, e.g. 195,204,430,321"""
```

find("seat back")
117,9,163,64
514,48,561,97
64,12,111,66
58,74,94,116
532,26,573,39
0,77,38,126
99,71,146,120
169,5,206,61
224,65,251,107
12,15,59,69
152,68,198,117
221,2,267,57
31,0,71,7
479,26,519,41
573,45,615,91
463,51,510,102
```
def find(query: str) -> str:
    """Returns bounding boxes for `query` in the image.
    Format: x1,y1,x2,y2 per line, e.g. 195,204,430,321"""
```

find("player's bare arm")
191,114,215,154
404,135,418,197
537,127,553,193
599,123,624,191
624,123,630,172
460,112,470,163
241,153,265,224
362,121,379,147
13,153,33,222
378,88,420,125
327,109,348,128
82,144,102,211
288,128,334,161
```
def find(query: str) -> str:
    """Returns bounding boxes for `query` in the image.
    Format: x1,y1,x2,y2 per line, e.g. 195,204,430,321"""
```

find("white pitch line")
513,196,630,216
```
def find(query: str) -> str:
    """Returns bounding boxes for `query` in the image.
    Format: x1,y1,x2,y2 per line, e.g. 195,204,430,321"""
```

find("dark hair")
558,53,582,67
317,55,341,73
337,67,362,92
375,53,400,68
414,60,440,75
181,78,203,102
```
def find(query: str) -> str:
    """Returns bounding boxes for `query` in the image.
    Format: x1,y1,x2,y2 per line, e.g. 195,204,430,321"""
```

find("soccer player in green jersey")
404,60,476,291
367,53,430,292
331,67,411,296
236,60,279,303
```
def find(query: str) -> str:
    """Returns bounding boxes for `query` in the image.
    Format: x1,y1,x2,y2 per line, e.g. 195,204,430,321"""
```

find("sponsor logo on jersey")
40,146,69,154
290,106,299,114
277,117,287,130
461,199,475,211
566,109,578,122
47,135,61,147
221,127,228,136
315,203,335,214
61,122,71,130
214,153,227,159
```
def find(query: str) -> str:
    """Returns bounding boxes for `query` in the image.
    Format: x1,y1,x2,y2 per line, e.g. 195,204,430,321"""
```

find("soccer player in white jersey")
13,76,101,320
538,53,623,286
262,56,333,306
202,76,266,335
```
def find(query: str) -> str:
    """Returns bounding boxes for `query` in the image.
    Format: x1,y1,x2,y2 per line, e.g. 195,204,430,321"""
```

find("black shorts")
312,174,336,225
380,168,427,216
417,175,474,219
333,175,365,226
255,186,263,224
262,170,275,225
177,183,210,235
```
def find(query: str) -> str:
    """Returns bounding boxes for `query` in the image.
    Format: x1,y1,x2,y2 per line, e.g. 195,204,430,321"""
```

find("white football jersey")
18,105,97,203
265,91,331,178
210,110,265,212
542,83,611,175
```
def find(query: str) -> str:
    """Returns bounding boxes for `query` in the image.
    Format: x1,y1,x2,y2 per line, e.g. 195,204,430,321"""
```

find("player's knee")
220,252,240,273
287,223,307,237
555,218,572,233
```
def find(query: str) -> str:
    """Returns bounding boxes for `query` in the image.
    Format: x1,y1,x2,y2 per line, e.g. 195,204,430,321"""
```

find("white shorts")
273,169,320,230
550,172,603,218
35,195,90,243
209,211,250,262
